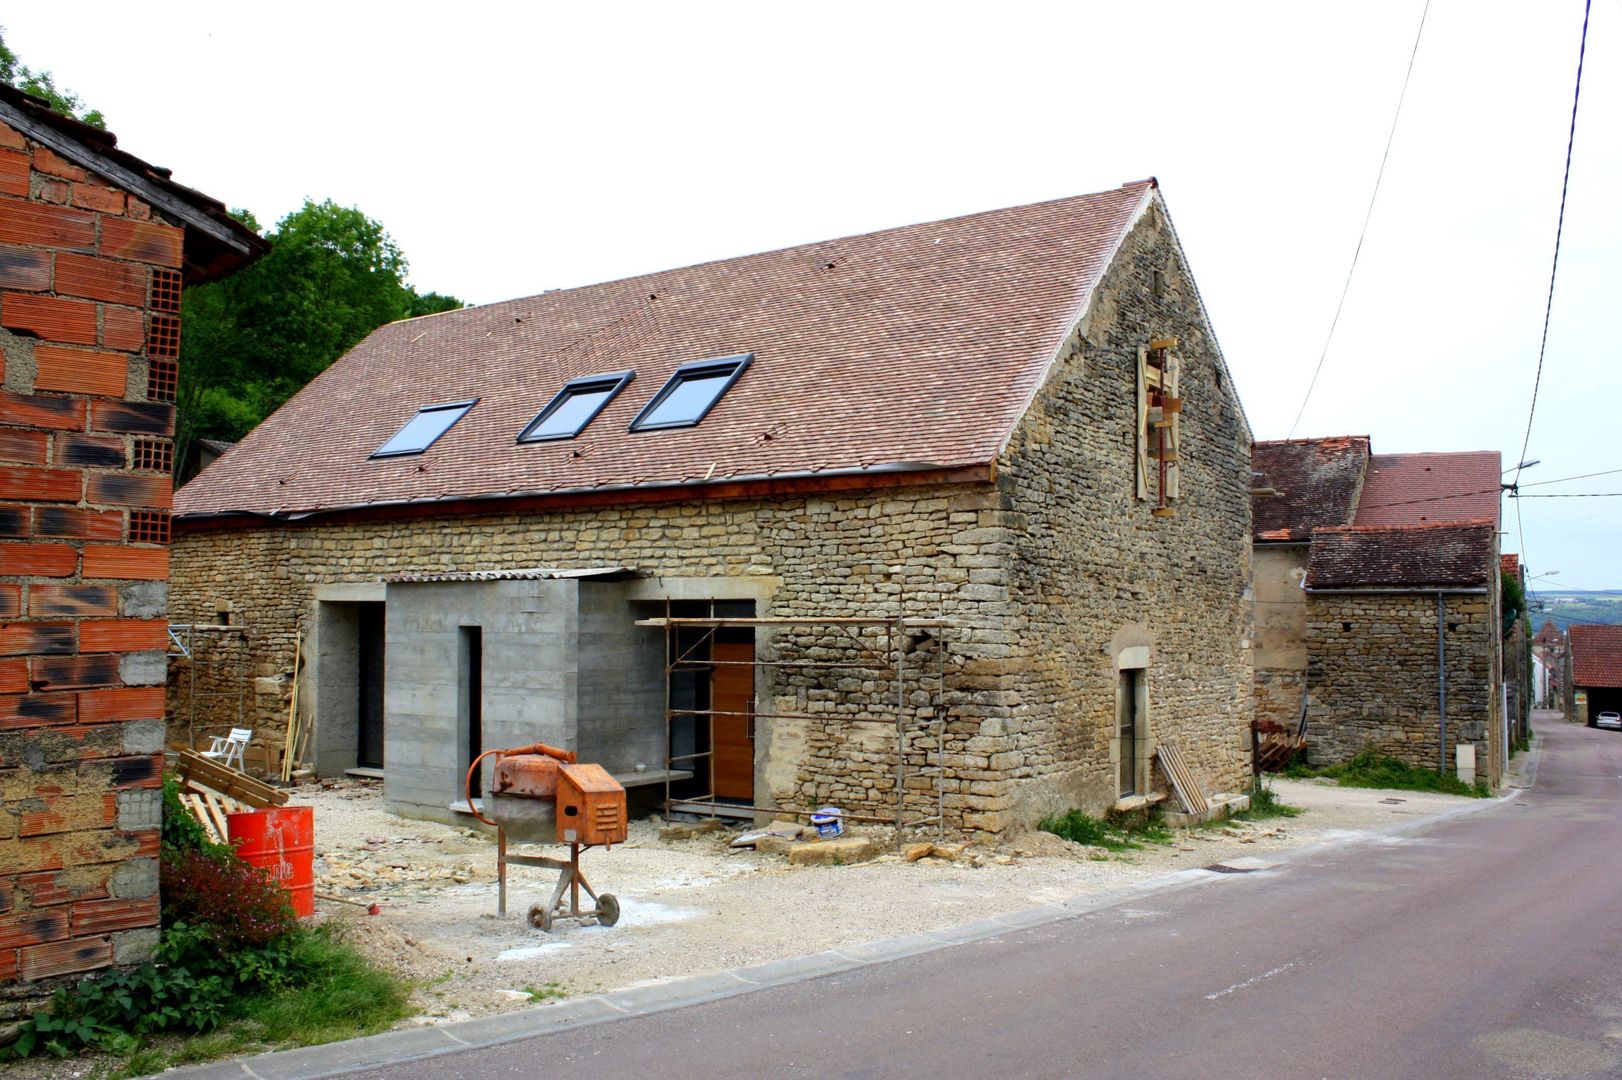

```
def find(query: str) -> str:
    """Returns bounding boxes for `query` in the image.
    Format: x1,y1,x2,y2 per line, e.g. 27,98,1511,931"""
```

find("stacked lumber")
1155,743,1209,816
176,749,288,844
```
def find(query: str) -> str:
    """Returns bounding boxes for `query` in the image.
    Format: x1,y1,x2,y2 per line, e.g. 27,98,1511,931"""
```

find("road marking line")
1204,962,1296,1000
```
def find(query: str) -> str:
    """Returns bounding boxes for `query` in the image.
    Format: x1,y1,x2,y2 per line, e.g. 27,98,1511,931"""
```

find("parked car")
1596,711,1622,731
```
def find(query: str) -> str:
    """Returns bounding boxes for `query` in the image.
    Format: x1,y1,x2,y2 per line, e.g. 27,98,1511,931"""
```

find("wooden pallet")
177,750,288,808
1252,720,1307,772
1155,743,1209,816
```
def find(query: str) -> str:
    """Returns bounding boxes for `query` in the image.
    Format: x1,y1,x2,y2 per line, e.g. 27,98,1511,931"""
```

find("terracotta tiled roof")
1251,437,1369,542
1354,451,1502,527
177,181,1163,519
1304,522,1496,590
1534,619,1563,647
1501,553,1521,579
1570,624,1622,689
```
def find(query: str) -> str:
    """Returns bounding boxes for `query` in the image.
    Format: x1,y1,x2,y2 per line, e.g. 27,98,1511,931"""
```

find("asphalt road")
376,712,1622,1080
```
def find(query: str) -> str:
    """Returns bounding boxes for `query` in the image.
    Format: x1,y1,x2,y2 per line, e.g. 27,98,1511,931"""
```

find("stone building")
0,84,265,993
1567,624,1622,726
1251,438,1505,784
171,179,1255,835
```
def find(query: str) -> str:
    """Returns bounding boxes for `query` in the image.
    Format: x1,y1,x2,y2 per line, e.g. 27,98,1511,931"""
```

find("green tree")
177,200,461,475
0,27,105,128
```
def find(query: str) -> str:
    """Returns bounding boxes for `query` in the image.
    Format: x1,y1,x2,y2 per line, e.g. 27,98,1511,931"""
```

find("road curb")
159,776,1533,1080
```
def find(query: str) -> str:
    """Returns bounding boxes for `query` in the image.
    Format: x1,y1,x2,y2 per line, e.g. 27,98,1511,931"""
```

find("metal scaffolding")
168,622,253,750
636,609,949,837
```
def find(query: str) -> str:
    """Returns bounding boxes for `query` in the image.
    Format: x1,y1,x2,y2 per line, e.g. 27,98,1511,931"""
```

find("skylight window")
371,399,476,458
629,354,752,432
517,371,634,443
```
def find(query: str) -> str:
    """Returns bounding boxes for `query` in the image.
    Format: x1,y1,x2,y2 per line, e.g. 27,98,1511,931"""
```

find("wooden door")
711,641,754,801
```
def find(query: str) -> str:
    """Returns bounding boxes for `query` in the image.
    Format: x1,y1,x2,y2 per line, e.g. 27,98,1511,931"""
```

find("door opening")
1119,668,1140,797
356,602,386,769
460,626,483,797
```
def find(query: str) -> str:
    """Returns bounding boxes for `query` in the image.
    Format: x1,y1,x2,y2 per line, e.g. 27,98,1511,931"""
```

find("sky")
4,1,1617,589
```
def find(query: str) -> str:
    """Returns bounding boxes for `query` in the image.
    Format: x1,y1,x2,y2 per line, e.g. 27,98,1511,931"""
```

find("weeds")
525,982,569,1003
1284,750,1489,797
1231,779,1303,821
1038,809,1173,851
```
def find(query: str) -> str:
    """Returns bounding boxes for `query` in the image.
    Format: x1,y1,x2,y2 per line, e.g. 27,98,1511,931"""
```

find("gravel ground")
286,777,1482,1024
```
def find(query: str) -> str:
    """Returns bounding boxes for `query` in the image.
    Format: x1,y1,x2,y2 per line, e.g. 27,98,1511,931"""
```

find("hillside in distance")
1533,591,1622,632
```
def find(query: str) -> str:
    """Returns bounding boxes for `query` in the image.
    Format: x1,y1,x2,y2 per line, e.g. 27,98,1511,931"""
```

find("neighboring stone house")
1252,438,1505,784
0,83,265,995
1567,624,1622,726
1532,618,1564,710
171,179,1255,836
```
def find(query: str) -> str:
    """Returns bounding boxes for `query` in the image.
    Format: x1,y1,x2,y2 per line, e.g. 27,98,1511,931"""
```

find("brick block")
71,896,157,936
98,218,182,268
18,936,113,981
0,148,27,197
34,345,129,397
0,910,68,950
17,866,113,907
0,202,96,252
87,472,171,510
0,245,52,291
79,619,166,652
18,791,118,836
0,584,18,617
0,950,15,982
34,506,122,541
127,198,151,221
77,687,163,723
0,465,82,501
81,546,168,580
29,654,121,693
37,180,69,205
0,657,26,693
53,253,145,306
0,835,65,875
0,506,25,538
1,293,98,345
0,692,77,730
0,392,86,431
0,622,75,657
0,123,22,150
31,146,90,182
90,400,172,436
71,184,125,215
53,435,124,470
102,306,144,352
0,428,48,463
0,542,77,577
64,827,141,868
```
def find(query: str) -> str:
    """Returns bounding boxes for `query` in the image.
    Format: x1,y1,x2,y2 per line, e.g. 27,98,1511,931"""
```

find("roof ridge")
1316,519,1495,534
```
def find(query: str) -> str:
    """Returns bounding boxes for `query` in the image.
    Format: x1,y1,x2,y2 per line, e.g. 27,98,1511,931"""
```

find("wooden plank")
183,793,223,844
1156,743,1208,816
1149,337,1179,351
200,791,233,841
177,749,288,807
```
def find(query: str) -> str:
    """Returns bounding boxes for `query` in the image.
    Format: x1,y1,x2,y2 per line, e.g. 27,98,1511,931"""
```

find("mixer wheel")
527,902,553,932
595,893,620,927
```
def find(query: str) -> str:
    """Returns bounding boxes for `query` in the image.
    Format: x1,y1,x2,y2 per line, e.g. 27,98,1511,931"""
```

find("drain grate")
1203,864,1257,874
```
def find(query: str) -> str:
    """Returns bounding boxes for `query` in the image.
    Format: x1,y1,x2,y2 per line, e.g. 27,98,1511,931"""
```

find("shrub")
1038,808,1170,851
161,847,296,948
1286,749,1488,797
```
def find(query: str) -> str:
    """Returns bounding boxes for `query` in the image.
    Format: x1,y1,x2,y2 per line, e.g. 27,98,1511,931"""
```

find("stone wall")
1304,590,1497,779
991,196,1254,825
169,192,1255,835
0,122,180,992
1252,544,1308,728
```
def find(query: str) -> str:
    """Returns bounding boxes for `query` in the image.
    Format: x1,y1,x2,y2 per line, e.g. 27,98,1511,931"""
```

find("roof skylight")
517,371,634,443
629,354,752,432
371,399,476,458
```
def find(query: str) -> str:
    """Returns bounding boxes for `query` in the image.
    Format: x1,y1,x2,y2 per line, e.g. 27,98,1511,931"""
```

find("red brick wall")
0,119,176,992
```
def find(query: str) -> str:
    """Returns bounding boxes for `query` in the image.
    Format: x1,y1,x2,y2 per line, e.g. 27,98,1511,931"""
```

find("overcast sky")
6,1,1616,589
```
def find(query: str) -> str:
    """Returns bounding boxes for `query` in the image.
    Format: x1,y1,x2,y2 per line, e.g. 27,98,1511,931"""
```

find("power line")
1513,0,1592,490
1520,466,1622,488
1520,492,1622,498
1286,0,1430,439
1260,466,1622,515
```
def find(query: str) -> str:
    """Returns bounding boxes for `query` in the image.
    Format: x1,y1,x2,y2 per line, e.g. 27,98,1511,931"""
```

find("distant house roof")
1355,451,1502,528
1251,436,1369,542
1501,553,1521,579
1570,624,1622,689
1304,522,1496,590
0,83,266,284
1534,619,1563,647
176,180,1206,521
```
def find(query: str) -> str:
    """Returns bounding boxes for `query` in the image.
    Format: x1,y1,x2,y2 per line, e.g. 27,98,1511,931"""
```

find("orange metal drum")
227,806,315,917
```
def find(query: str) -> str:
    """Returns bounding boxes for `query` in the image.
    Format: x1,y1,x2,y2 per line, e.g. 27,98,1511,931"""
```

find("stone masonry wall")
992,196,1253,825
0,122,179,994
1304,591,1494,776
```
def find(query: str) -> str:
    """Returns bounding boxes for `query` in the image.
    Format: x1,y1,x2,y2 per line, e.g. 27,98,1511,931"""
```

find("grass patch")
1230,779,1303,821
238,926,411,1046
1038,808,1173,851
525,982,568,1003
1284,750,1489,797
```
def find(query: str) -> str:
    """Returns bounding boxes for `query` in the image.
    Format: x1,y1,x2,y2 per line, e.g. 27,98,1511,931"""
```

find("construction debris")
786,835,881,866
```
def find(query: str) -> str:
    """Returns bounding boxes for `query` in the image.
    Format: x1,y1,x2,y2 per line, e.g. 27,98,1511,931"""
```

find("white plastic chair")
200,727,252,772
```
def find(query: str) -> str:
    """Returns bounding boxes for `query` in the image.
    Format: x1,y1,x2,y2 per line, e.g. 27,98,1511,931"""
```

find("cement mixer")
465,742,627,931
